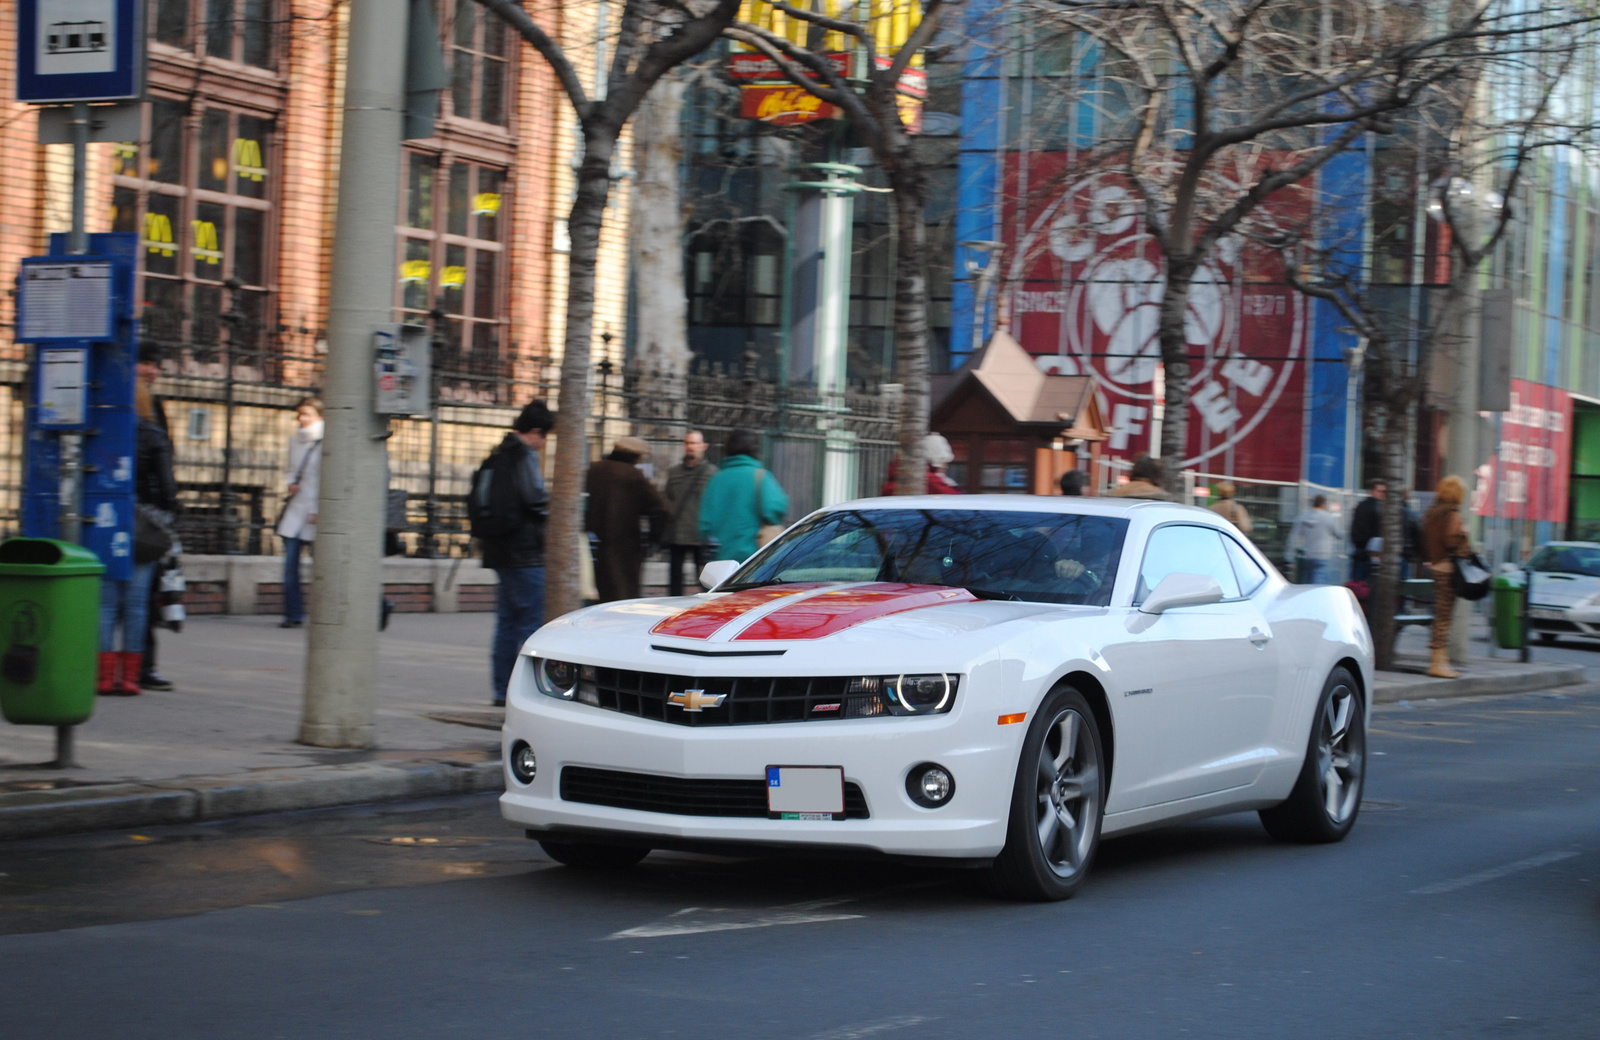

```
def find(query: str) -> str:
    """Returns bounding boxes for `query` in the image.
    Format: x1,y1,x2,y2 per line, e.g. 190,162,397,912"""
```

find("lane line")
1368,727,1475,745
1410,850,1580,895
607,897,863,939
808,1016,938,1040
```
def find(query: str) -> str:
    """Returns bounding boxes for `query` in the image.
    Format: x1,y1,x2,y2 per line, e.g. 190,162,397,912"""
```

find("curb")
1372,663,1586,704
0,757,504,842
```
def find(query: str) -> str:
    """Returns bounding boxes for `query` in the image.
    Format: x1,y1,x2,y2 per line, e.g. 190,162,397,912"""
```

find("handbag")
753,469,784,548
134,503,175,564
1453,551,1492,601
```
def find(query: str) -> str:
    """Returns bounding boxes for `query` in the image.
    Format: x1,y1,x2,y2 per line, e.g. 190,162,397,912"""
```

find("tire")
1259,666,1365,843
538,840,650,869
987,686,1105,901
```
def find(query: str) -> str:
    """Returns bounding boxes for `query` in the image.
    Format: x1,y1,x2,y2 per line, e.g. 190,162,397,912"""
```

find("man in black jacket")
480,402,554,706
1349,479,1386,581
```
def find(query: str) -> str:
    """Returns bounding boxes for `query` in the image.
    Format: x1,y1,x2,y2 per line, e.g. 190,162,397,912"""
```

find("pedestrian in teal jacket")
698,429,789,562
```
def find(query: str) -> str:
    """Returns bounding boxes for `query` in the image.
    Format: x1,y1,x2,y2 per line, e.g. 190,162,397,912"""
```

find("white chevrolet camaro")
500,496,1374,900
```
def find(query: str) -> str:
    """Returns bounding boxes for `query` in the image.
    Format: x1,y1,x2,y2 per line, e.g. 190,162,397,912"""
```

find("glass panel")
1137,525,1240,603
193,201,226,278
200,109,229,191
1224,536,1267,595
155,0,190,48
149,101,185,183
232,288,268,353
454,0,475,45
452,49,474,119
401,238,432,309
144,194,182,275
483,11,505,55
193,283,224,348
235,115,271,198
441,243,466,314
206,0,234,59
242,0,273,68
473,249,497,319
447,163,469,235
473,167,502,240
472,321,496,358
480,56,505,125
407,154,436,229
110,186,138,233
234,207,266,286
141,277,185,343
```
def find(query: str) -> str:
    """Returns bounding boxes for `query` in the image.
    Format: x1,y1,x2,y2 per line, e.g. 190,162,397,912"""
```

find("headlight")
861,673,956,716
534,658,579,699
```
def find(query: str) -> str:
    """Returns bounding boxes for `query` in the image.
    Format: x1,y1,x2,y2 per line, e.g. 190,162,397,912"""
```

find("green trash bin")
0,538,105,726
1492,572,1526,650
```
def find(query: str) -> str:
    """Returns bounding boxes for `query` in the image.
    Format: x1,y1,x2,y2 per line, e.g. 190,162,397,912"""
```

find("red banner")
739,85,840,124
1473,379,1572,522
999,155,1311,481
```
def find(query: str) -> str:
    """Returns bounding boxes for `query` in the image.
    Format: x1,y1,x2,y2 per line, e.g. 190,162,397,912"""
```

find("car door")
1100,523,1280,813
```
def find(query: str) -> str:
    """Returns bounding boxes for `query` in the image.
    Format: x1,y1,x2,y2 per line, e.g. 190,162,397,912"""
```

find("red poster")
1472,379,1572,522
999,156,1310,481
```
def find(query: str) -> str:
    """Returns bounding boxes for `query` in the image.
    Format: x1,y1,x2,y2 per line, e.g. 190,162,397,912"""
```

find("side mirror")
1139,573,1225,614
698,559,742,591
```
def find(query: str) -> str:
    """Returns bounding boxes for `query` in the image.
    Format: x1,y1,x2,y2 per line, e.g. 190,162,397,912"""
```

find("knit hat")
615,436,651,458
512,401,556,433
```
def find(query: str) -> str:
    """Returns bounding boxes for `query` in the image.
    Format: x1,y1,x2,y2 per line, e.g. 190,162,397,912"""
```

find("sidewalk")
0,612,1586,841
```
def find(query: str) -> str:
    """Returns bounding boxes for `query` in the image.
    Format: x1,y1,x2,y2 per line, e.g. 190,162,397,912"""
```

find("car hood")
1529,571,1600,608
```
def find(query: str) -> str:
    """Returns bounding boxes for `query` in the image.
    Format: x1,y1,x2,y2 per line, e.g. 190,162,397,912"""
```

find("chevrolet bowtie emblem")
668,688,727,712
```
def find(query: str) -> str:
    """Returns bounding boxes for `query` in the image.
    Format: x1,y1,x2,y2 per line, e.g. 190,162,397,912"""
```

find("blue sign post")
15,0,143,103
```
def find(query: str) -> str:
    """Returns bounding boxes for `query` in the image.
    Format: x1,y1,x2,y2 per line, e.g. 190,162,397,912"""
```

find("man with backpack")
470,402,555,707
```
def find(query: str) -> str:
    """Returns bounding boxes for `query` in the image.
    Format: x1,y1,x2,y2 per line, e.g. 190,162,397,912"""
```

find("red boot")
115,652,143,695
96,652,119,695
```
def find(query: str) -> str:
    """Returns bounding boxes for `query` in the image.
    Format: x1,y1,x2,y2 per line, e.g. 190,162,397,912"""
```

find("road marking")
607,897,863,939
807,1015,937,1040
1411,850,1580,895
1368,727,1475,745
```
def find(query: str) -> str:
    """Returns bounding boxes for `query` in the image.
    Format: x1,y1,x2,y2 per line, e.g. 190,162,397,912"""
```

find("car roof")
1535,541,1600,549
828,494,1224,522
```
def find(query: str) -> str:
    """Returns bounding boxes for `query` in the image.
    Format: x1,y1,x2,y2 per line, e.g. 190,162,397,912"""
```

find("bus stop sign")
15,0,143,104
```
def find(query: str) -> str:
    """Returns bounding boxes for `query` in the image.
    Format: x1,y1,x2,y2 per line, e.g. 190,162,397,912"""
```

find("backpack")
467,448,520,541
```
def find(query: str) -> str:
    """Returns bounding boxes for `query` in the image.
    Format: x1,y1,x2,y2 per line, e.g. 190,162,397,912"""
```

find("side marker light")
998,712,1026,726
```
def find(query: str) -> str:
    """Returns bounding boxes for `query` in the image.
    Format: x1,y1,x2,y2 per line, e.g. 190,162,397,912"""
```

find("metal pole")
59,103,92,545
424,310,444,558
221,279,241,552
51,725,75,769
300,0,408,748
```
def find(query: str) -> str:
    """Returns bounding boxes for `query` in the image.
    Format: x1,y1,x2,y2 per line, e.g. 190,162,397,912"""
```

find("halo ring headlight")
892,672,952,714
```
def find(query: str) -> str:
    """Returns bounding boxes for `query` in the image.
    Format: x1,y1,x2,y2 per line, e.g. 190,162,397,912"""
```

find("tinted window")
1527,545,1600,578
1137,525,1241,604
725,509,1130,606
1224,535,1267,595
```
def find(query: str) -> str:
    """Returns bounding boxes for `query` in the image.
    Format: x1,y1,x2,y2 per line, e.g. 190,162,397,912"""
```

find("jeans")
492,565,545,704
667,544,708,597
1302,557,1329,585
283,536,307,622
100,562,155,653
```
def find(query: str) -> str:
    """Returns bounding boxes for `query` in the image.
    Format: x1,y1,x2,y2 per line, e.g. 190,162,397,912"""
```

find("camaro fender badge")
1124,687,1154,697
667,688,728,712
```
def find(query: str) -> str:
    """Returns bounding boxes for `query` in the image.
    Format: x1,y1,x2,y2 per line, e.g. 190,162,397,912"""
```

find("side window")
1137,525,1241,604
1224,535,1267,596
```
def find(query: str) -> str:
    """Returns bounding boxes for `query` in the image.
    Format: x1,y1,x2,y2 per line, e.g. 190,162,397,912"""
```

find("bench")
1394,577,1434,632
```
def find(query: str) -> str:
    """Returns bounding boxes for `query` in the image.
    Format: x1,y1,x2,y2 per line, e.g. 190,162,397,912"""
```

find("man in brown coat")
586,436,671,602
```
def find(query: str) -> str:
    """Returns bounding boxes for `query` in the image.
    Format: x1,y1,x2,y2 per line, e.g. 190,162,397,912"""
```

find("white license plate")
1528,608,1565,620
766,765,844,819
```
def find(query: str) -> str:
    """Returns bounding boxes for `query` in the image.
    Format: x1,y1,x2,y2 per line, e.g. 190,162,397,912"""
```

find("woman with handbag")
276,398,323,628
698,428,789,563
98,381,179,695
1422,475,1472,678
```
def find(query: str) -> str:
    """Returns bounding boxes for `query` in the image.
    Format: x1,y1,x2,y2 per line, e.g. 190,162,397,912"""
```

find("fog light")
906,762,954,807
509,741,537,784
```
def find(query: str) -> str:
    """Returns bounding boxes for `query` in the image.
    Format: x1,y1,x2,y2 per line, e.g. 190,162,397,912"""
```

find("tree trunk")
546,123,617,620
630,76,690,379
1368,390,1403,671
1157,257,1197,492
888,164,931,496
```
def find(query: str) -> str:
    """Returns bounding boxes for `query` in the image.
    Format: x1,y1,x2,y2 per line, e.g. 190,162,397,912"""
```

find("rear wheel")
1259,667,1365,843
987,686,1104,901
538,840,650,868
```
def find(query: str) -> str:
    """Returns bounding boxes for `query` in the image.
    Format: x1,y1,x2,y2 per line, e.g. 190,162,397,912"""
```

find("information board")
18,260,113,341
38,347,88,426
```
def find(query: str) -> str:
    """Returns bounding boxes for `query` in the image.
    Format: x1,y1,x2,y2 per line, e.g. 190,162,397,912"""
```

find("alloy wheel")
1317,683,1364,824
1035,707,1100,877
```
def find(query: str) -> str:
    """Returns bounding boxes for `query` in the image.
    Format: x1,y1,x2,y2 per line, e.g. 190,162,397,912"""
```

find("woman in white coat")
277,398,323,628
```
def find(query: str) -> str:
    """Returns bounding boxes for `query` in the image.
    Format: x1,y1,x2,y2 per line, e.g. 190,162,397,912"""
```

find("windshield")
1528,545,1600,578
722,508,1130,606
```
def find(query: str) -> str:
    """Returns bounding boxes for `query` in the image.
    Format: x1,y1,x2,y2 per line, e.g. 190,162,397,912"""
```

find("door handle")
1248,627,1271,648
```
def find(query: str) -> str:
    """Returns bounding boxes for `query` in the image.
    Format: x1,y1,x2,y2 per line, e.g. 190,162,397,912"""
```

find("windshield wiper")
964,586,1020,601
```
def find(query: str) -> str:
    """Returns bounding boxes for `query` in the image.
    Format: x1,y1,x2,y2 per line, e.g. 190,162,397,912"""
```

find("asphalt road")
1,685,1597,1040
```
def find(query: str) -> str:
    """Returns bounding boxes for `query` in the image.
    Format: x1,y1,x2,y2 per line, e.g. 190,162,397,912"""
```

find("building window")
449,0,508,126
397,152,507,378
149,0,277,69
111,99,276,352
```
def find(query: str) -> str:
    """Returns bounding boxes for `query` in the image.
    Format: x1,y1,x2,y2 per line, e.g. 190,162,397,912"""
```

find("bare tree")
726,1,947,495
1024,0,1556,492
473,0,741,617
1284,8,1598,668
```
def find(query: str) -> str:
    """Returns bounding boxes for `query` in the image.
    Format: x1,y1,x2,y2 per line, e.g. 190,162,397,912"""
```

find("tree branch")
473,0,588,114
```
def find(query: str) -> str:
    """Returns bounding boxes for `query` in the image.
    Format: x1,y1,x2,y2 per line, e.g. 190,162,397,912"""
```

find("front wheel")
1259,667,1365,843
987,686,1105,901
538,840,650,868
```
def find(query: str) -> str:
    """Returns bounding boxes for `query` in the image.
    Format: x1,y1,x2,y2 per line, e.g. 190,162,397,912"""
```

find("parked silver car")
1526,542,1600,642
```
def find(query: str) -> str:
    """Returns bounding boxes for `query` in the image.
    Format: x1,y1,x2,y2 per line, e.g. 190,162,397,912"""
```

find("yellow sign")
144,212,175,257
234,138,266,183
471,192,500,216
400,258,431,284
441,264,466,289
192,220,221,265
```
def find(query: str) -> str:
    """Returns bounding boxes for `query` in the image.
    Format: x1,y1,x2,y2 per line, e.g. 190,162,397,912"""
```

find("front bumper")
498,665,1021,859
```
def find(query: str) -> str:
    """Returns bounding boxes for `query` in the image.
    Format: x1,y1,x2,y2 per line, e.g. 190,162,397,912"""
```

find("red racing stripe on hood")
650,583,828,640
733,583,977,641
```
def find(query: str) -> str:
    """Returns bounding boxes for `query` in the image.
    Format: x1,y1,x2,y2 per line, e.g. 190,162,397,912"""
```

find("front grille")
574,667,932,726
560,766,871,819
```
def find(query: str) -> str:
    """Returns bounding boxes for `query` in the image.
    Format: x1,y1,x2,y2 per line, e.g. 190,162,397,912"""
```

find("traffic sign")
15,0,143,103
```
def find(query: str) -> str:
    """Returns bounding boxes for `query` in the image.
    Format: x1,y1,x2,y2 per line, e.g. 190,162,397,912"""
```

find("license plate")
1529,608,1565,620
766,765,845,820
